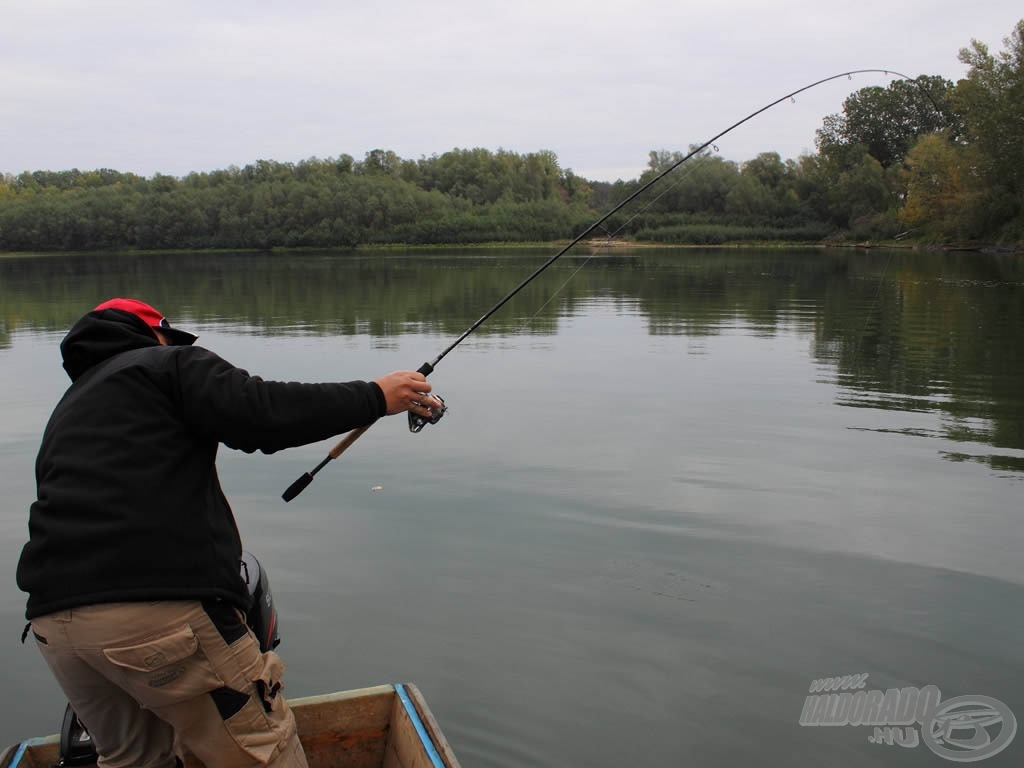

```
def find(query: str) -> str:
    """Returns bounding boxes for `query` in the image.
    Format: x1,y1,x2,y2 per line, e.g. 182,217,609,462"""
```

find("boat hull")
0,683,459,768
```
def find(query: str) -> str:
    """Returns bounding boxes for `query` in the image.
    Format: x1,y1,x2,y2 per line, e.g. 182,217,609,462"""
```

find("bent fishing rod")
282,68,914,502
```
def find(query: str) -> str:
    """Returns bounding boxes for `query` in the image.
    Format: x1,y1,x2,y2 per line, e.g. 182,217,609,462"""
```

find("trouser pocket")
199,650,298,765
102,624,224,709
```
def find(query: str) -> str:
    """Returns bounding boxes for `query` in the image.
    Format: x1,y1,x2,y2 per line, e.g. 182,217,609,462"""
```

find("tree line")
1,20,1021,252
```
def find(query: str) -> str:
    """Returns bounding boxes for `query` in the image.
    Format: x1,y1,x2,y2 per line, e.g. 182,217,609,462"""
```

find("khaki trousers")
31,601,308,768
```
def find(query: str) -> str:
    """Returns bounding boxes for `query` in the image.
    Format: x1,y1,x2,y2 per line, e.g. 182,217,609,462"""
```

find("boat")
3,557,460,766
0,683,461,768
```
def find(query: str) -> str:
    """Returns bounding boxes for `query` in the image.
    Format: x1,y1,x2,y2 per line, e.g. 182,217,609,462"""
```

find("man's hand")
374,371,443,417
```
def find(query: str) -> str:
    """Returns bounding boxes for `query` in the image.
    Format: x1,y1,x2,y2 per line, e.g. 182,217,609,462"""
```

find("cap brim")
161,327,199,346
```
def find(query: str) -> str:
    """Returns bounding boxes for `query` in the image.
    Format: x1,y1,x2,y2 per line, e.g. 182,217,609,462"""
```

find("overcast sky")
3,2,1021,182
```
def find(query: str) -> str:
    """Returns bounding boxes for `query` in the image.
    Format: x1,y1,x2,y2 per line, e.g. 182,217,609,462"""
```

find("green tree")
901,134,976,240
638,149,739,214
956,19,1024,240
357,149,402,177
816,75,962,169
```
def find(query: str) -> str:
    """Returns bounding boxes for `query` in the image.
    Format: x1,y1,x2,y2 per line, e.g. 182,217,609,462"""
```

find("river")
1,247,1022,766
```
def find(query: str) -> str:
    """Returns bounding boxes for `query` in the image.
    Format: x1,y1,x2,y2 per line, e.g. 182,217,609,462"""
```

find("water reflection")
2,248,1021,472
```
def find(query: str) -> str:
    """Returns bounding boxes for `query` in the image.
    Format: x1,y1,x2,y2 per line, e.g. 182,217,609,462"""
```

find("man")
16,298,442,768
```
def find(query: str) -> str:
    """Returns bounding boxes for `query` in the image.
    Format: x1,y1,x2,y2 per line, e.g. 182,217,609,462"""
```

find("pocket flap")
254,651,287,713
103,625,200,671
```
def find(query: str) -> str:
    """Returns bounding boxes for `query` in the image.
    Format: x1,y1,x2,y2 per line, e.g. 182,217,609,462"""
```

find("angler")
16,298,441,768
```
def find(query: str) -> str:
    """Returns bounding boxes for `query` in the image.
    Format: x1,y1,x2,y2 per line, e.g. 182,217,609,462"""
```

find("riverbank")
2,238,1021,259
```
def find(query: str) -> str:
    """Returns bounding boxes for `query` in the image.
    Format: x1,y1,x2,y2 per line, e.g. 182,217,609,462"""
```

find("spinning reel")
408,394,446,433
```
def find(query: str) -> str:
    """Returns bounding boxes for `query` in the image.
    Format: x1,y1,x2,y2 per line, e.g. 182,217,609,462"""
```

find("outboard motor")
58,551,280,766
239,550,280,652
56,706,95,767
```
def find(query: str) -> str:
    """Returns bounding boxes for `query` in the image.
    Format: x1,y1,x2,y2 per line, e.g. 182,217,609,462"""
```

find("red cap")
93,298,198,346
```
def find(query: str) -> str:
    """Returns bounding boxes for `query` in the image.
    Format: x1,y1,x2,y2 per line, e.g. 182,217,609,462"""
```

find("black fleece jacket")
17,308,386,619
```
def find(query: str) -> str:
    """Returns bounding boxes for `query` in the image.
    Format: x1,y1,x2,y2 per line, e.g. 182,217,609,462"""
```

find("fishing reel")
409,394,446,433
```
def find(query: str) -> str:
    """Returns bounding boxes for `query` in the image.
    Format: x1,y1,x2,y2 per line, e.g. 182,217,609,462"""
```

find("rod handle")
280,362,432,503
281,472,314,503
328,424,373,459
281,424,374,503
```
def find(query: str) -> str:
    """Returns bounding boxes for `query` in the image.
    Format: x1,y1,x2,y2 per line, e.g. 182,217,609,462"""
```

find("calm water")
1,248,1022,766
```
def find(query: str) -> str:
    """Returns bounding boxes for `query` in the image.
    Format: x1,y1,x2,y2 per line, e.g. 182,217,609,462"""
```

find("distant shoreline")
1,239,1021,259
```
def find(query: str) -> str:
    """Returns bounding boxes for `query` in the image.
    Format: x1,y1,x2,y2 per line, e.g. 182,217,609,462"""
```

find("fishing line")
512,156,713,334
282,68,916,502
513,253,597,335
595,148,716,243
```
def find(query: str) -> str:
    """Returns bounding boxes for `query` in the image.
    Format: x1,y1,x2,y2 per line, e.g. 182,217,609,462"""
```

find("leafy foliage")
955,20,1024,240
816,76,962,169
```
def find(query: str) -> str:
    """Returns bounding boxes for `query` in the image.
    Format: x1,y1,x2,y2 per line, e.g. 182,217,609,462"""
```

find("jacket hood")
61,309,162,381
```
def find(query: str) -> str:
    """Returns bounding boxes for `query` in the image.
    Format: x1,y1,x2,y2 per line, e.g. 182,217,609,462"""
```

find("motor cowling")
240,550,280,652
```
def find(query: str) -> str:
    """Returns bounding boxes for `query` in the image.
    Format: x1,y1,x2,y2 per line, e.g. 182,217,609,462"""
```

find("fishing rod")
282,68,913,502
